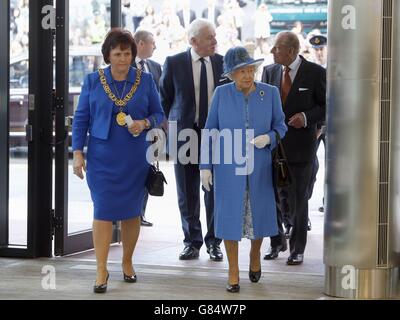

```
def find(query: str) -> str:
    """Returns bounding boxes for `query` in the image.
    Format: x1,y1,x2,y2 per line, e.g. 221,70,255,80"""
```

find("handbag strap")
273,130,289,160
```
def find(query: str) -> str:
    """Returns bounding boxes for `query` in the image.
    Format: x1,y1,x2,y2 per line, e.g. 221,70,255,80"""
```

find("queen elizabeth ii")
199,46,287,293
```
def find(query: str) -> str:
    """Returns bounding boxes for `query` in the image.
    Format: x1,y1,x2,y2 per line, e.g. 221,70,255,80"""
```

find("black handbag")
272,130,292,188
146,161,167,196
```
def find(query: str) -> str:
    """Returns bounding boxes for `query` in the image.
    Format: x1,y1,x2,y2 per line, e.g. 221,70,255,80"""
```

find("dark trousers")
270,187,289,248
132,16,143,31
269,162,313,255
287,162,314,255
174,125,220,250
307,133,326,200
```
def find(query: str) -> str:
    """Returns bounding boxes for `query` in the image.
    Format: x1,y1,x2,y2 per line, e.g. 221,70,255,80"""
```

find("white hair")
187,19,215,42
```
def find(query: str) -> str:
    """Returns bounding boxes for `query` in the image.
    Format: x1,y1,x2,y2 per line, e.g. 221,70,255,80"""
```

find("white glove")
201,169,213,192
250,134,271,149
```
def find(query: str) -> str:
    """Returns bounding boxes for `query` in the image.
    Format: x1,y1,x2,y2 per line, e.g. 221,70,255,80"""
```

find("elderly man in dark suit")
261,31,326,265
133,30,163,227
160,19,227,261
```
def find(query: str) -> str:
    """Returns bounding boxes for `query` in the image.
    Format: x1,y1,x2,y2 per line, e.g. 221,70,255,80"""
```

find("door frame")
53,0,122,256
0,0,54,258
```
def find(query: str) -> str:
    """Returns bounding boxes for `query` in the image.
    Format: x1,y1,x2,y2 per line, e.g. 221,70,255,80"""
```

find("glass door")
1,0,53,258
54,0,120,256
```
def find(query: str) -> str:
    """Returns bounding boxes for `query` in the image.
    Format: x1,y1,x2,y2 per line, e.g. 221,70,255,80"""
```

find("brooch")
260,90,265,101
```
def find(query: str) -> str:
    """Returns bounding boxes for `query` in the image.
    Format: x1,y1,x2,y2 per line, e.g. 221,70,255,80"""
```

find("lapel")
271,64,282,90
146,60,154,76
186,49,196,105
210,55,220,89
285,57,306,105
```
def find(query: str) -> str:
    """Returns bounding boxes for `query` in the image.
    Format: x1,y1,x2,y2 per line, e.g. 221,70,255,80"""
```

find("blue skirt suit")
72,66,164,221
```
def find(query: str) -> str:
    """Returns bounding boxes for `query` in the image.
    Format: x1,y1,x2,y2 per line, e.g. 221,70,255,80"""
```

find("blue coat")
72,66,164,151
200,82,287,241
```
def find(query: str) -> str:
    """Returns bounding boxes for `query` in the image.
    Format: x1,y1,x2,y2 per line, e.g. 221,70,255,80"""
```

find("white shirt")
135,56,149,73
283,55,302,82
191,48,215,126
282,55,308,127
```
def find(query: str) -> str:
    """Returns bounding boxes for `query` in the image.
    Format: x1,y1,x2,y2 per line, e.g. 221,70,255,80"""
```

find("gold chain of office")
98,68,142,107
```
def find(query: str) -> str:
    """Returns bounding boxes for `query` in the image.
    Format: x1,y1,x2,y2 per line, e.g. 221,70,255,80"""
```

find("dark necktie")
199,57,208,129
138,60,145,71
281,66,292,105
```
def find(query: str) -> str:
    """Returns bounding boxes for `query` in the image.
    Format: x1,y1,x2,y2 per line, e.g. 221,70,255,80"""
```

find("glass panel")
68,0,109,234
9,0,29,246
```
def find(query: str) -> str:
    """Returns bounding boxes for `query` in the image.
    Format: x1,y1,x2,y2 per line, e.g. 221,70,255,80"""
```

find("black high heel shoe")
226,275,240,293
93,272,109,293
226,283,240,293
123,273,137,283
249,268,262,283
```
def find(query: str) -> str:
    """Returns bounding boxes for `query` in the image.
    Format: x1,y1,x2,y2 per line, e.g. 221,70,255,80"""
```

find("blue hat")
222,46,264,78
309,35,327,48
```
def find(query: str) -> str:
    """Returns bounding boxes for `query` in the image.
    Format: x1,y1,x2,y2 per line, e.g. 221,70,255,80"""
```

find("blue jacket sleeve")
199,87,220,171
72,74,91,151
147,76,165,128
267,86,287,150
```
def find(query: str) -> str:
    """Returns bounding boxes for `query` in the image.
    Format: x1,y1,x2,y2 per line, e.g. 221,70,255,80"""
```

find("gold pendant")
116,112,127,126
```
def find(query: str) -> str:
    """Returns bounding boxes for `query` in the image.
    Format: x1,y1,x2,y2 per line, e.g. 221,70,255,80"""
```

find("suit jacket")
160,49,228,133
133,59,162,91
261,56,326,163
202,7,222,25
72,66,164,151
177,10,196,28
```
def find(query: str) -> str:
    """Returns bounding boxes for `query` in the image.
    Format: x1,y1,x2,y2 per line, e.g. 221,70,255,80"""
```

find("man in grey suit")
133,30,163,227
262,31,326,265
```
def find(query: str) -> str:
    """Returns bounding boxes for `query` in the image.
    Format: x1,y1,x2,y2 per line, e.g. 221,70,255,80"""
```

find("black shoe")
248,268,261,283
93,272,109,294
226,283,240,293
123,273,137,283
207,244,223,261
179,246,199,260
263,241,288,260
307,218,312,231
141,218,153,227
287,253,304,265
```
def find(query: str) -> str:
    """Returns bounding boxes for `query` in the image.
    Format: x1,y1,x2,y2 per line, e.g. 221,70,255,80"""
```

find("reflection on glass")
9,0,29,246
68,0,109,234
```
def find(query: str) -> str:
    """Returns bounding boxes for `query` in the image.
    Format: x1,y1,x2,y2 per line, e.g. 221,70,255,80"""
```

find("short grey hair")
133,30,154,44
276,31,300,55
187,19,215,42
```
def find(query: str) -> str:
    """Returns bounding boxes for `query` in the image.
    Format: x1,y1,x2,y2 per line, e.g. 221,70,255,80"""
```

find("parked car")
9,46,105,152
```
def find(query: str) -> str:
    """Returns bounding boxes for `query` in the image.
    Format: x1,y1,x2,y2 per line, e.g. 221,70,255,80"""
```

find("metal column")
324,0,400,299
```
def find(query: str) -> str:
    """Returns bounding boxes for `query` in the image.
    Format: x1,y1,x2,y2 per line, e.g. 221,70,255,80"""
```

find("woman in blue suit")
72,29,164,293
200,47,287,293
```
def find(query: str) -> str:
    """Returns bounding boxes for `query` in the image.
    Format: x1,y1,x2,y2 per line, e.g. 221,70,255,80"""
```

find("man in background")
262,31,326,265
133,30,162,227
